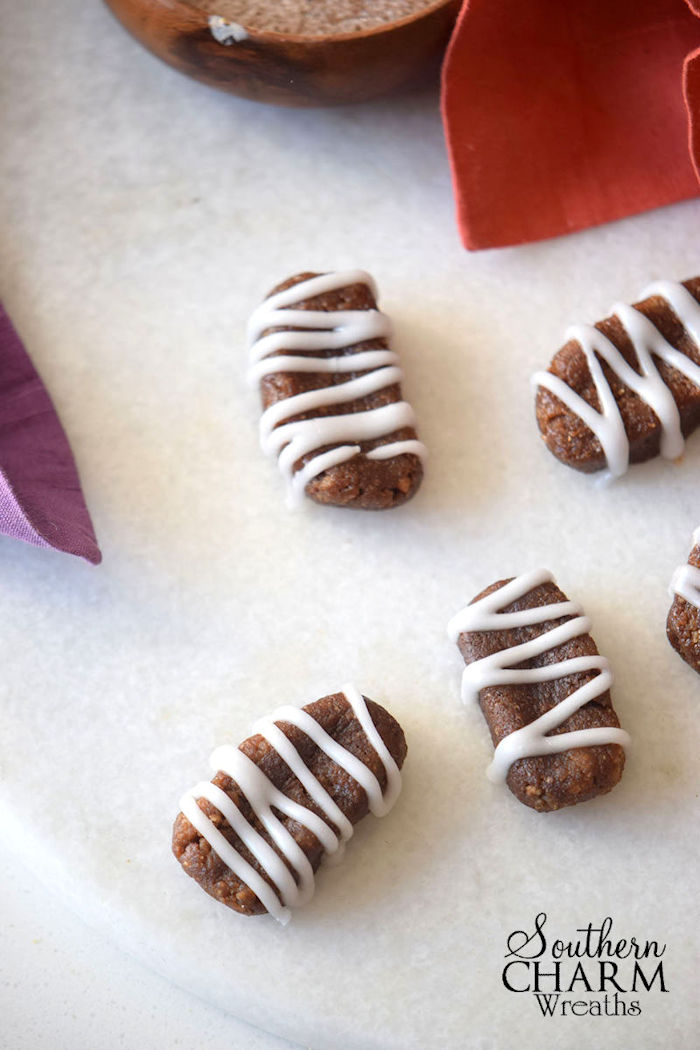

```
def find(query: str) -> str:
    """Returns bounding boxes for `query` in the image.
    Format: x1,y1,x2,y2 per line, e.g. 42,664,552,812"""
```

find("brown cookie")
247,269,425,509
173,687,407,921
667,529,700,675
448,570,628,812
534,277,700,476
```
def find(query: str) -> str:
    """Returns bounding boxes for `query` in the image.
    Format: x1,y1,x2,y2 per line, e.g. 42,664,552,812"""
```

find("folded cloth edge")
0,304,102,565
442,0,700,250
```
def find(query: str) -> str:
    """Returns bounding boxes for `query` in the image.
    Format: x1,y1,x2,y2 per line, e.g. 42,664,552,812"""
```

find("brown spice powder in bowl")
207,0,441,36
104,0,461,106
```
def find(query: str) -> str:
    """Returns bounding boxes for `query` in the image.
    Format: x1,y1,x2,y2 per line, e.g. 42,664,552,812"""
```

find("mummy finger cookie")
248,270,426,509
173,686,406,923
447,570,630,812
668,527,700,676
533,278,700,477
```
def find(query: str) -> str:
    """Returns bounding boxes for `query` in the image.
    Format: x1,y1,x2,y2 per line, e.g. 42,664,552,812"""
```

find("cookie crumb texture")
458,578,625,812
210,0,436,36
535,277,700,473
667,541,700,675
172,692,407,916
252,271,424,509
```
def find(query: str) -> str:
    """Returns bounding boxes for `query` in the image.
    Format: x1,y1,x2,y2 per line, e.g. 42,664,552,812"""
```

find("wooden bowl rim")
187,0,458,44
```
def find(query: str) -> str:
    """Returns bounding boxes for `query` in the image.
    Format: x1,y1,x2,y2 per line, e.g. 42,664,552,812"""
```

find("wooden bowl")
103,0,462,107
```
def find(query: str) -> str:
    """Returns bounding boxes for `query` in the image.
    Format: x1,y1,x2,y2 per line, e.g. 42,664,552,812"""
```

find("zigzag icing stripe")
448,569,630,783
534,280,700,478
670,525,700,611
248,270,426,501
179,685,401,924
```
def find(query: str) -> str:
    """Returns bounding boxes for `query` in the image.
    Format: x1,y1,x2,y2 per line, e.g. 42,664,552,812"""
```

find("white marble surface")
1,2,700,1048
0,838,300,1050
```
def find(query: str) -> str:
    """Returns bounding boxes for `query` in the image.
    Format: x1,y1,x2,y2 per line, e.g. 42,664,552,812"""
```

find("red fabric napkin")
442,0,700,249
0,304,101,564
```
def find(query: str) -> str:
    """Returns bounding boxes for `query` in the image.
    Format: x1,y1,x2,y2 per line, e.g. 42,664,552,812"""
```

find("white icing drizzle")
447,569,630,784
670,525,700,610
533,280,700,478
247,270,426,502
179,684,401,925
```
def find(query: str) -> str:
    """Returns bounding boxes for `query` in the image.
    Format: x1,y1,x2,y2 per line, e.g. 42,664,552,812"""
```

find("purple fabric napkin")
0,304,101,564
